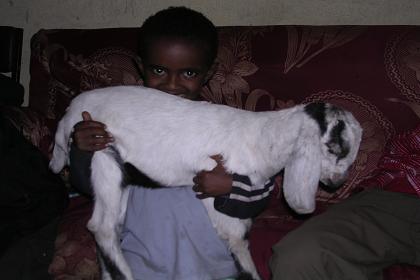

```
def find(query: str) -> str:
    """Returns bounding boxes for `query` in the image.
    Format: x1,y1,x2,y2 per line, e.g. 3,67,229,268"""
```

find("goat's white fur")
50,85,362,280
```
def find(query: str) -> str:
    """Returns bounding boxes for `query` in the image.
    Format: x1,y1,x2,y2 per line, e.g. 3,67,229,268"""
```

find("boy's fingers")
74,119,106,130
210,154,226,172
192,173,202,185
82,111,93,121
77,137,110,152
74,127,108,139
210,154,223,163
86,127,110,137
88,143,109,151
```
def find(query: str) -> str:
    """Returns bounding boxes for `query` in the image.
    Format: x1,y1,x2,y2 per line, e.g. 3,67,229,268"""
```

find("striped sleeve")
213,174,276,219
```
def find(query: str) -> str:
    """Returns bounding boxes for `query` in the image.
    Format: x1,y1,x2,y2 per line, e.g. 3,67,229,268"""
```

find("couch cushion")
201,26,418,130
1,105,54,158
48,46,143,121
29,28,143,120
48,196,98,279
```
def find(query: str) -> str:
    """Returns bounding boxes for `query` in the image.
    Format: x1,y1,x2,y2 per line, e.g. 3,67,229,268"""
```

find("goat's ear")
282,137,321,214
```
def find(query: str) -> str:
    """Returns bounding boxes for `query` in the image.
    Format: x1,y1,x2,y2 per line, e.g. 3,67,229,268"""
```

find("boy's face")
139,37,212,100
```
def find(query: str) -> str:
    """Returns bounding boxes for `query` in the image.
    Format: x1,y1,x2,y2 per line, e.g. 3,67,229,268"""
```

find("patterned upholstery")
4,25,419,279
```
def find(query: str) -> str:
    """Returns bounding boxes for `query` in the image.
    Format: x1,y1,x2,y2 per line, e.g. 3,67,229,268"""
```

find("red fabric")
384,265,420,280
360,124,420,196
250,219,300,280
48,196,98,279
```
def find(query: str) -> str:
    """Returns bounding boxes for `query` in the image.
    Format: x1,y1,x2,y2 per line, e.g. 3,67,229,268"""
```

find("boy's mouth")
167,92,196,100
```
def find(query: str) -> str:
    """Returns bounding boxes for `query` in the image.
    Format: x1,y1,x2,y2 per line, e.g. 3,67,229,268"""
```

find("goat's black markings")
304,103,327,135
96,244,126,280
236,271,255,280
304,103,350,161
107,145,162,188
123,162,162,188
327,120,350,160
105,146,130,189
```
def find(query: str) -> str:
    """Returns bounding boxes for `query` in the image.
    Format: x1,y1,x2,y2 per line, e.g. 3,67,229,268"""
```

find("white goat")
50,85,362,280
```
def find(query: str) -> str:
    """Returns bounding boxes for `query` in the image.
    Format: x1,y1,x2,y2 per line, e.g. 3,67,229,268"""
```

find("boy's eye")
152,67,165,76
183,70,198,78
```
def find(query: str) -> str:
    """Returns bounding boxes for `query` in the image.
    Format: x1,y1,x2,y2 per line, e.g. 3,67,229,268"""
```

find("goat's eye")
327,143,340,156
326,142,349,161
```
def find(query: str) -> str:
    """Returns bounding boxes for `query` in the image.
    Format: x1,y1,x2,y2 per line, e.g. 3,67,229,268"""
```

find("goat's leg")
203,200,261,280
96,248,112,280
228,236,260,280
88,150,133,280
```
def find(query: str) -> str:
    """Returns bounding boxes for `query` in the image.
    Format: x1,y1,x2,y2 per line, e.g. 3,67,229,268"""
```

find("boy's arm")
69,111,113,197
69,142,94,196
213,174,276,219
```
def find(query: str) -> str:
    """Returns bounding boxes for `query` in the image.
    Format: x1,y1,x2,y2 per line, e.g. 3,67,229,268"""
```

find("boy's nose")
164,74,182,94
167,74,178,87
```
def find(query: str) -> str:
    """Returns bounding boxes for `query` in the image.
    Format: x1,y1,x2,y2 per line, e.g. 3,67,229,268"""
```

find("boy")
70,7,273,279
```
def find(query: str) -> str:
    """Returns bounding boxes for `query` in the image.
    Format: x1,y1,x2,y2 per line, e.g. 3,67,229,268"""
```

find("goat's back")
51,85,298,186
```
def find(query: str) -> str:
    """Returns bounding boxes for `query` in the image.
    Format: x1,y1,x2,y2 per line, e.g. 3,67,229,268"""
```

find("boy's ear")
204,61,218,84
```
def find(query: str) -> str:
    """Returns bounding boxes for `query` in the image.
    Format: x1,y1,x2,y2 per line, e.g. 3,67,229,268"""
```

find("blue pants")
121,186,238,280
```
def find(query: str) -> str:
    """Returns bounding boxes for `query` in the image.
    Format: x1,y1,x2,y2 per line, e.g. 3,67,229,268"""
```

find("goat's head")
282,103,362,214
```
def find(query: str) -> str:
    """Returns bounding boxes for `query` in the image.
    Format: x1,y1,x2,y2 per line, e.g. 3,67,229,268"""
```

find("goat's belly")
124,158,197,187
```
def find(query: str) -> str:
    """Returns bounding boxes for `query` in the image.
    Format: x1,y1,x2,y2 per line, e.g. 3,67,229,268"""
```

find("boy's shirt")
69,144,274,219
214,174,275,219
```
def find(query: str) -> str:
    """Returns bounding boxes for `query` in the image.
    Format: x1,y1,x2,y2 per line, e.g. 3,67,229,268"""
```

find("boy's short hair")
138,6,218,67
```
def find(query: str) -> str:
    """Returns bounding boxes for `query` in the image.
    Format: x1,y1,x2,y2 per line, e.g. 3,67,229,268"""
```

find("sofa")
3,25,420,279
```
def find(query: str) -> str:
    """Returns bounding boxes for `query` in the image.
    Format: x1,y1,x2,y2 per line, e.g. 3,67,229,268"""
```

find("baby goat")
50,85,362,280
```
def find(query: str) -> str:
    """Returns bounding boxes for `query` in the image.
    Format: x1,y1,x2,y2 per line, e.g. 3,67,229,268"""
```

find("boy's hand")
72,111,114,152
193,155,233,199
